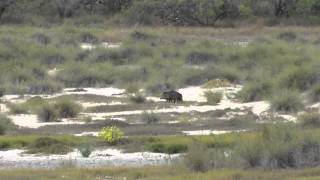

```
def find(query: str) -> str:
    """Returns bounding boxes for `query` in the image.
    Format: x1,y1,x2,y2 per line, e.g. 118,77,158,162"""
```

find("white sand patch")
8,114,85,129
182,129,246,136
83,99,270,120
80,42,121,50
0,104,9,113
0,148,179,169
277,114,297,122
74,131,99,137
101,42,122,49
63,87,125,97
177,85,242,102
80,102,109,108
47,68,62,77
2,95,27,104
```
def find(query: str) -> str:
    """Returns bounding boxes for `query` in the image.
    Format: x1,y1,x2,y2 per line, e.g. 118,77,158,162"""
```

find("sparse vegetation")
204,91,223,105
270,90,304,113
141,111,160,124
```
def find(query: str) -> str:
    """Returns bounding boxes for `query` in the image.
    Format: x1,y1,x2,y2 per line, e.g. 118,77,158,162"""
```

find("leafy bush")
129,94,146,104
309,84,320,102
298,112,320,128
78,143,93,158
141,111,160,124
202,79,231,88
236,124,320,169
184,142,211,172
8,104,29,114
145,143,187,154
270,90,304,113
55,99,82,118
37,104,59,122
0,114,14,135
27,137,72,154
98,126,124,145
277,32,297,41
238,81,273,102
186,51,217,65
204,91,223,105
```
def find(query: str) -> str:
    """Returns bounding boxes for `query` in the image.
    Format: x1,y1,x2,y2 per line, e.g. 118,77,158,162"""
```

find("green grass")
1,166,320,180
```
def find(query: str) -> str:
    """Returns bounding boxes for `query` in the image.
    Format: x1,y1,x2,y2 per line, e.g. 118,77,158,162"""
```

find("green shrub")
141,111,160,124
238,81,273,102
129,94,146,104
270,90,304,113
8,104,29,114
145,143,187,154
309,84,320,102
184,142,211,172
78,143,93,158
277,31,297,41
55,99,82,118
204,91,223,105
37,104,59,122
98,126,124,145
27,137,72,154
0,114,14,135
298,112,320,128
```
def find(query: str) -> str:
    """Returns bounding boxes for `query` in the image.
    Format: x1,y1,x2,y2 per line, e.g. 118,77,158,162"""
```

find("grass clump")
270,90,304,113
55,99,82,118
78,143,93,158
202,79,231,88
204,91,223,105
141,111,160,124
27,137,72,154
98,126,124,145
145,143,187,154
309,84,320,102
129,94,146,104
37,104,59,122
8,103,29,114
0,114,14,135
277,31,297,41
238,81,273,102
298,112,320,128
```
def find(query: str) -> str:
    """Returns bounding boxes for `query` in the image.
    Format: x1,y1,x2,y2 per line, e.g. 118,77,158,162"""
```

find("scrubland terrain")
1,16,320,179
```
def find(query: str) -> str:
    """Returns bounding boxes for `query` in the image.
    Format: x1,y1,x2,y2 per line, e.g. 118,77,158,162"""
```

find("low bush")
183,142,211,172
145,143,187,154
270,90,304,113
98,126,124,145
27,137,72,154
55,99,82,118
186,51,217,65
277,31,297,41
202,79,231,88
309,84,320,102
78,143,93,158
204,91,223,105
8,104,29,114
0,114,14,135
129,94,146,104
37,104,59,122
141,111,160,124
298,112,320,128
238,81,273,102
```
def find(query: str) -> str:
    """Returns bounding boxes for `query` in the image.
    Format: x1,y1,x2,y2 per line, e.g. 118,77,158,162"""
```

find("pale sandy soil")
182,129,246,136
8,114,85,129
80,42,121,50
0,148,179,169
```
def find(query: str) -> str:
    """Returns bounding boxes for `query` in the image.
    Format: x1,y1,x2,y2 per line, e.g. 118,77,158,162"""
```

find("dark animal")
160,91,183,103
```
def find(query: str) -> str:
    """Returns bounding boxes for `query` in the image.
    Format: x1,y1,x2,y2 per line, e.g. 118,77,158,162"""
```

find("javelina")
160,91,183,103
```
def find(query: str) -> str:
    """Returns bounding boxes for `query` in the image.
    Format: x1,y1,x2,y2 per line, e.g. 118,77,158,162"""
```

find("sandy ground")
0,148,179,169
80,42,121,50
8,114,85,129
182,129,246,136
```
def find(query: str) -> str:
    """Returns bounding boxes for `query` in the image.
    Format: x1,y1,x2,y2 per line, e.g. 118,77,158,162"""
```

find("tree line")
1,0,320,26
